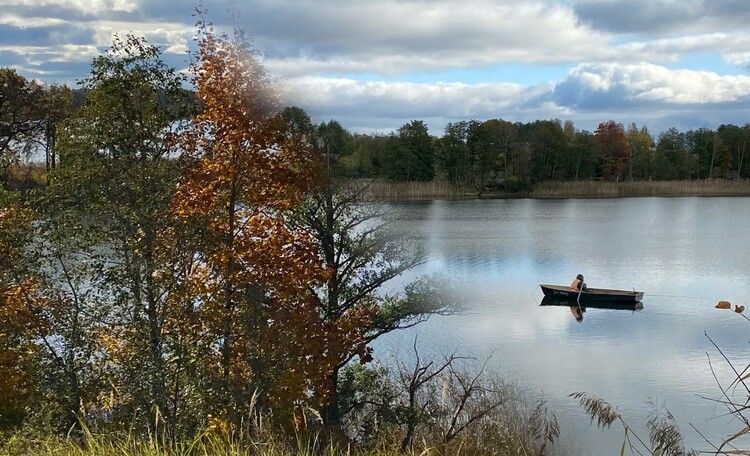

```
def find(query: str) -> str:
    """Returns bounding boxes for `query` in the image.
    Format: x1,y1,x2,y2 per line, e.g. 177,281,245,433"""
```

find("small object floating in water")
716,301,732,309
735,305,745,314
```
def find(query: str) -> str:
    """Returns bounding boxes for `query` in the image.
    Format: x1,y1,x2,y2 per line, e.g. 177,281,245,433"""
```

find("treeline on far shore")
296,117,750,195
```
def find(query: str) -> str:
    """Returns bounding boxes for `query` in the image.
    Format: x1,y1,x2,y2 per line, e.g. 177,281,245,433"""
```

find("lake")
375,197,750,455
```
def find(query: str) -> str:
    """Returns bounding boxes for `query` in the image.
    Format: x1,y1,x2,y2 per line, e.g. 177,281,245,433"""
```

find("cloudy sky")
4,0,750,135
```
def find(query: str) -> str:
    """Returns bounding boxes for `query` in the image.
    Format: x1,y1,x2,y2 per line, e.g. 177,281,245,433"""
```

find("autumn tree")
594,120,628,181
170,21,326,423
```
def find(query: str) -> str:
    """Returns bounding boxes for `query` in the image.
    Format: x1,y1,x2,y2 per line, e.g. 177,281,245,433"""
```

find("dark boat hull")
541,296,643,310
540,284,643,303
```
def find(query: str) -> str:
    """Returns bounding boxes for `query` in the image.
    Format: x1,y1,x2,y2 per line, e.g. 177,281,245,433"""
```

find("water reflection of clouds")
414,199,750,295
378,197,750,453
379,300,743,453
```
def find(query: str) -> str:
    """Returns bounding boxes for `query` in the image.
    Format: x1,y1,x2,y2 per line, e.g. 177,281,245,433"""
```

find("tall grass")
0,424,337,456
4,161,47,191
0,427,542,456
529,179,750,198
1,372,564,456
2,400,562,455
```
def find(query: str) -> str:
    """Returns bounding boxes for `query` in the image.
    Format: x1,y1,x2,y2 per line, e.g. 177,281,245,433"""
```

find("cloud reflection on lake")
376,197,750,454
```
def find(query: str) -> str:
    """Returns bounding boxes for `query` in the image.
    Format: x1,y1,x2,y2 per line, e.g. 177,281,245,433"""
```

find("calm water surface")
375,197,750,455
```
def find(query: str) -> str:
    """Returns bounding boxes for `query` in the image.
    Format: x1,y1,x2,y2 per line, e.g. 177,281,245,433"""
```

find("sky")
3,0,750,135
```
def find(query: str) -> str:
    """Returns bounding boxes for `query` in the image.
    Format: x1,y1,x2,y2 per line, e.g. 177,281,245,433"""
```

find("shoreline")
364,178,750,201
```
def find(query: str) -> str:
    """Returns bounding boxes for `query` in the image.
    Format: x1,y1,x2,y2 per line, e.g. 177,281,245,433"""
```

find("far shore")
365,178,750,201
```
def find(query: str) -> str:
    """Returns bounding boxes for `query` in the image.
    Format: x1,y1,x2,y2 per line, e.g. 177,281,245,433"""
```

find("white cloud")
564,63,750,105
90,21,193,52
283,77,534,114
251,1,750,76
0,14,64,27
0,44,100,63
280,76,564,133
0,0,140,13
252,0,621,74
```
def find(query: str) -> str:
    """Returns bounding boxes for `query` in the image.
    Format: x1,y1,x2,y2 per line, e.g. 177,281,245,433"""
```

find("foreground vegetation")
0,16,560,456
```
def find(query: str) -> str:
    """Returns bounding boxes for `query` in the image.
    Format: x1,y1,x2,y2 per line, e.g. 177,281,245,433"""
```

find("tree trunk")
709,134,718,179
737,143,745,178
220,183,238,415
322,370,341,427
145,249,168,426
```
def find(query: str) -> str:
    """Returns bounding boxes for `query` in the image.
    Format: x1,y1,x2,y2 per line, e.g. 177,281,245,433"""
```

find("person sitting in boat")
570,273,589,292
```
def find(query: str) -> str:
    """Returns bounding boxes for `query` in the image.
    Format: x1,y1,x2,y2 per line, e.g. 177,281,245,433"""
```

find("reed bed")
365,179,750,201
365,179,462,201
529,179,750,198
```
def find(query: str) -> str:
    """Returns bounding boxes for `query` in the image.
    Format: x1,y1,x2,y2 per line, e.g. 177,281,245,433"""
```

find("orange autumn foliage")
168,23,328,417
0,201,44,428
595,120,629,181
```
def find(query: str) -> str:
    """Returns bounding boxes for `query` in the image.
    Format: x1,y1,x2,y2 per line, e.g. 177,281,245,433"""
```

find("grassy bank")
366,179,750,200
1,421,559,456
1,432,359,456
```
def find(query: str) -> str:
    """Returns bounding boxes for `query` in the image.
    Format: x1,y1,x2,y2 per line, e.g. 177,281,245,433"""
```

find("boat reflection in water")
540,296,644,322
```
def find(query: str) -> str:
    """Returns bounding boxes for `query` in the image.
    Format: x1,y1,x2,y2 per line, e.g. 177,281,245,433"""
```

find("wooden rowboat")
540,284,644,303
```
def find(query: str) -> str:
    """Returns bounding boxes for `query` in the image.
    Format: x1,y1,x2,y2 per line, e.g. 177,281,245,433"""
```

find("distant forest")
1,67,748,193
308,117,748,193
